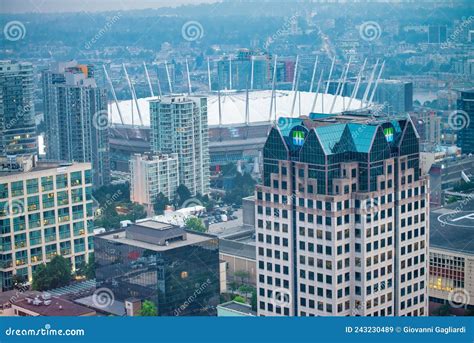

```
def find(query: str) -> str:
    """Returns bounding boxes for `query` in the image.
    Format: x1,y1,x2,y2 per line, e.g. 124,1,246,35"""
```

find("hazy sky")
0,0,219,13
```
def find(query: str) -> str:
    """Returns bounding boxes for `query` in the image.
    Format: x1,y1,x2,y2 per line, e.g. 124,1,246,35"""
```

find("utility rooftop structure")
256,111,429,317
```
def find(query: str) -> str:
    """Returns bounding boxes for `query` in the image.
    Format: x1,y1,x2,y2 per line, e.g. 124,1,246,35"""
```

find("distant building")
217,301,256,316
129,153,179,214
456,89,474,154
11,292,96,316
344,80,413,114
150,95,210,196
95,220,220,316
42,61,110,187
0,61,37,157
0,155,94,291
411,110,441,148
428,25,447,44
429,201,474,312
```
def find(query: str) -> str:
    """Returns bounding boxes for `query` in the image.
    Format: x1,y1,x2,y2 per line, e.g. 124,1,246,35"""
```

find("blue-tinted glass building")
95,220,220,316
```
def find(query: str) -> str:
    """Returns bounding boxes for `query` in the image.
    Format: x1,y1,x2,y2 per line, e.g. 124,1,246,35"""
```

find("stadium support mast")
309,56,319,93
143,62,154,97
103,65,125,126
156,68,163,99
292,55,299,91
229,56,233,90
362,59,379,108
347,58,367,110
269,55,278,122
310,70,324,113
368,60,385,105
185,58,192,95
325,56,335,94
164,60,173,94
245,84,250,125
218,87,222,127
122,64,143,126
207,57,212,92
291,70,301,117
339,56,352,112
329,57,351,114
250,57,255,90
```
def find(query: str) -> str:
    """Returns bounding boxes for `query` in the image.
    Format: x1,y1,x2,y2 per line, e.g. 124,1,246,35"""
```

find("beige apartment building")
0,155,94,291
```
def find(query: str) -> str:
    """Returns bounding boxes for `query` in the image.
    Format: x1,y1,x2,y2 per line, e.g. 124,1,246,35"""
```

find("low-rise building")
94,220,220,316
130,153,179,215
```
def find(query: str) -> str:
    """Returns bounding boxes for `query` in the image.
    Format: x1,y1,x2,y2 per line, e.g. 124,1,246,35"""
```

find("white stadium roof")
109,90,368,127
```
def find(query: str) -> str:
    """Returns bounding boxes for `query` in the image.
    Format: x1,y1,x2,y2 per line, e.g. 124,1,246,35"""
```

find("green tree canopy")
153,192,170,215
175,184,192,207
140,300,158,316
185,216,207,233
32,255,72,291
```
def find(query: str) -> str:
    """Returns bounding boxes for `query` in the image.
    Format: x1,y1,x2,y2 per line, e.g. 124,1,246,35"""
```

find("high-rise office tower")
150,95,209,196
42,61,110,187
255,113,429,316
456,89,474,154
0,155,94,291
0,61,37,157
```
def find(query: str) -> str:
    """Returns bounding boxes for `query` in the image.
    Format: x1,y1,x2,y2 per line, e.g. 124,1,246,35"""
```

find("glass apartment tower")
0,61,37,156
150,95,210,196
42,61,110,187
255,113,429,316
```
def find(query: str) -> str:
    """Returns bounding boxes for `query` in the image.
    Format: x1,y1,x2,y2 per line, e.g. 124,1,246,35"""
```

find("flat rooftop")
13,296,96,316
98,220,213,251
430,200,474,254
218,301,256,316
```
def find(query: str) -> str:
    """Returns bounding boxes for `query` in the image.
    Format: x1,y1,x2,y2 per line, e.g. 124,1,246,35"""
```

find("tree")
228,281,239,295
234,270,250,285
175,184,192,207
139,300,158,316
233,295,246,304
185,216,207,233
251,289,257,312
77,253,95,280
32,255,71,291
153,192,170,215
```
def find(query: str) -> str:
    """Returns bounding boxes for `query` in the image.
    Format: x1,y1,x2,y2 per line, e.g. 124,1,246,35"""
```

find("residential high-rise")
130,153,180,214
42,61,110,187
0,61,37,157
0,155,94,291
150,95,209,196
456,89,474,154
255,113,429,316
